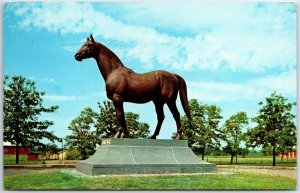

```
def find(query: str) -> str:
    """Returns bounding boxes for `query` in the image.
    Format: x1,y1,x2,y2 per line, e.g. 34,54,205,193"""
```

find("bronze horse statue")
75,35,191,139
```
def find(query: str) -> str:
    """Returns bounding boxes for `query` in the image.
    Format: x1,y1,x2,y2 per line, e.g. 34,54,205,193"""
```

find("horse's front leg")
112,94,128,138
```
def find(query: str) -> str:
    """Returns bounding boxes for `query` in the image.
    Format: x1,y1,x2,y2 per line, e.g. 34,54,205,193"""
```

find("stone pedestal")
76,138,216,175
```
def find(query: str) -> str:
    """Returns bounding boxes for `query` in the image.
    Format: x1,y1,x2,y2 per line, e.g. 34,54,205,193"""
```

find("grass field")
3,170,296,190
4,155,43,165
204,156,297,167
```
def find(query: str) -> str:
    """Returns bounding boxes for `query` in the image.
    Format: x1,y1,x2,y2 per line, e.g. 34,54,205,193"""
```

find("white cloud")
43,92,107,102
41,78,55,83
187,69,296,102
63,45,78,52
119,3,296,33
29,76,55,83
43,95,76,101
9,2,296,72
249,69,297,94
88,91,106,97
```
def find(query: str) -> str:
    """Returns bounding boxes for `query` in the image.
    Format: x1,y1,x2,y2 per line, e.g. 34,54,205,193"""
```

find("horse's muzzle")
75,53,82,61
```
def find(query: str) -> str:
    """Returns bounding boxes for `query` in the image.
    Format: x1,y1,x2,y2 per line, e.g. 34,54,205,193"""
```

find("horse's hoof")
120,132,128,138
114,131,120,138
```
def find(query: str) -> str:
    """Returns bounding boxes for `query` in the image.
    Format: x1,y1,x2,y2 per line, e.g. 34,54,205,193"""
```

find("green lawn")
204,156,297,167
4,155,43,165
4,170,296,190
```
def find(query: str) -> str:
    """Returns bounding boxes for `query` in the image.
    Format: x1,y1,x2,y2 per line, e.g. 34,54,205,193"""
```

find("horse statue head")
75,34,98,61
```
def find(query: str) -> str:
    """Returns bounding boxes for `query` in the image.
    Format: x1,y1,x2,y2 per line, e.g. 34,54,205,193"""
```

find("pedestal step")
76,138,216,175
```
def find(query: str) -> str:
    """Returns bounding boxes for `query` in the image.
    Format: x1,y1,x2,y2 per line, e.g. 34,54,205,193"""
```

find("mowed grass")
205,156,297,167
4,170,296,190
4,155,43,165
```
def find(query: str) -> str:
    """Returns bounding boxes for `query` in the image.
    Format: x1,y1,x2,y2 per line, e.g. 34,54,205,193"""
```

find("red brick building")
3,142,39,161
279,152,297,158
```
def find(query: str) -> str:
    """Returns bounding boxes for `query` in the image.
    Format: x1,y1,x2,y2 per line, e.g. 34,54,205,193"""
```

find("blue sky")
3,2,297,144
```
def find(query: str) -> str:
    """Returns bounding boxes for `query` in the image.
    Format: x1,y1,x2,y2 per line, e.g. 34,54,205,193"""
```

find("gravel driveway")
217,165,297,179
4,165,297,180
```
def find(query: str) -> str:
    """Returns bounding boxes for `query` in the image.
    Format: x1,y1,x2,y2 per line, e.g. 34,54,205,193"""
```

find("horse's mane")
96,42,124,66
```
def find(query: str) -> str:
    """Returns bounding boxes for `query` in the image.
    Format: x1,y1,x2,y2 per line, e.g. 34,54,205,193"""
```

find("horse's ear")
87,37,90,41
90,34,95,43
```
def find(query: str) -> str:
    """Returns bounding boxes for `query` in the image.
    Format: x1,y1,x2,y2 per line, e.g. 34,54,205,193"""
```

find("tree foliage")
95,101,117,139
178,99,222,160
65,102,150,160
3,75,59,164
220,112,249,164
96,101,150,139
65,108,98,160
247,92,296,166
66,149,81,160
45,143,59,155
42,143,59,159
125,112,150,138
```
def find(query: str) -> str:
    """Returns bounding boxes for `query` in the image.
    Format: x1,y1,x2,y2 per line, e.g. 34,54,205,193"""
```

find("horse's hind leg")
112,94,128,138
150,101,165,139
167,101,183,140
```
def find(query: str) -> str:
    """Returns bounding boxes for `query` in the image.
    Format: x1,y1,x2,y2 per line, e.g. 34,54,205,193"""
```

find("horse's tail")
175,74,191,120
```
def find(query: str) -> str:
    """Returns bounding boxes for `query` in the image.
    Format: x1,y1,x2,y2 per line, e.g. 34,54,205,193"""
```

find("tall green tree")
248,92,296,166
65,108,98,160
178,99,222,160
261,145,273,157
96,101,150,139
95,101,117,139
3,75,59,164
44,143,58,158
125,112,150,138
276,120,297,162
220,112,248,164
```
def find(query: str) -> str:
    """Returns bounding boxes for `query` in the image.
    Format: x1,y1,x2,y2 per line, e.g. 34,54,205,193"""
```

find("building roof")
3,141,14,146
3,141,32,147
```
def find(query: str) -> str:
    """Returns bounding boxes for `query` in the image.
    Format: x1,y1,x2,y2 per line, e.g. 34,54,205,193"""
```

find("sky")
3,1,297,144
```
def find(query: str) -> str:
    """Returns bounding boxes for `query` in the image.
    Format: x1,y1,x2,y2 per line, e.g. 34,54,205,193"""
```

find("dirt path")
217,165,297,179
4,165,297,179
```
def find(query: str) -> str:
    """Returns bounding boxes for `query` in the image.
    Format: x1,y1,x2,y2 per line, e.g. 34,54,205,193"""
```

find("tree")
44,143,58,159
66,149,81,160
66,102,150,160
261,145,273,157
238,147,249,158
3,75,59,164
95,101,117,139
220,112,248,164
177,99,222,160
277,121,297,162
65,108,98,160
96,101,150,139
125,112,150,138
248,92,296,166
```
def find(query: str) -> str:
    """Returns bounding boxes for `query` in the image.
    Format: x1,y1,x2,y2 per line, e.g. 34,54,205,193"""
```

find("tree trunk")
230,154,234,164
236,152,238,164
16,143,19,164
82,148,87,160
201,147,205,160
272,145,276,166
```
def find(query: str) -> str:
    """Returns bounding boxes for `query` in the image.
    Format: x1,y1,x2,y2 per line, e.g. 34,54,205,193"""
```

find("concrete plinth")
76,138,216,175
